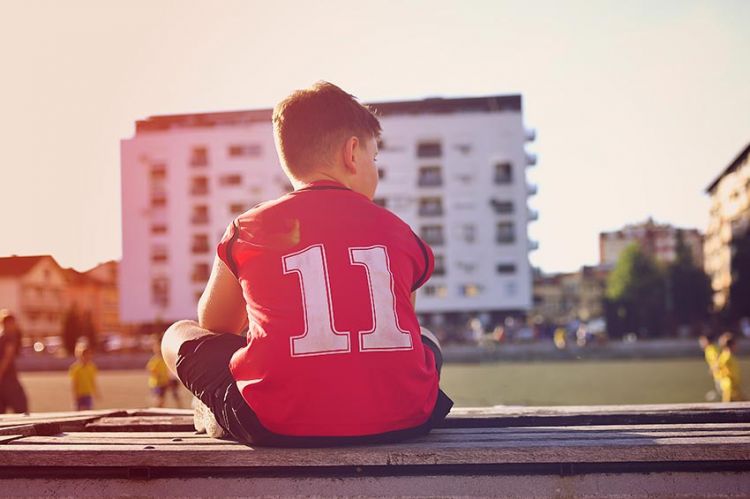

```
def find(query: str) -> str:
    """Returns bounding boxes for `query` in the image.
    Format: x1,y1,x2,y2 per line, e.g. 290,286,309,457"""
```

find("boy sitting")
162,82,453,446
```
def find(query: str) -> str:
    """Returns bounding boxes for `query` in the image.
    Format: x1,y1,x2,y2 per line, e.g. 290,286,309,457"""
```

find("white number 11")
282,244,413,357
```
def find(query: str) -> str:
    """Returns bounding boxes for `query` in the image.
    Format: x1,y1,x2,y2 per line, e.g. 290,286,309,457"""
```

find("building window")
378,167,386,180
151,246,168,263
191,176,209,195
373,197,387,208
190,146,208,167
418,166,442,187
461,224,476,243
495,162,513,184
151,277,169,307
497,263,517,274
191,205,209,225
150,163,167,182
417,141,442,158
455,144,472,155
497,222,515,244
459,284,482,297
191,263,211,283
423,284,448,298
433,254,446,276
151,224,167,235
219,174,243,186
228,144,262,158
229,203,247,215
150,194,167,208
418,197,443,217
191,234,210,254
421,225,444,246
490,199,514,214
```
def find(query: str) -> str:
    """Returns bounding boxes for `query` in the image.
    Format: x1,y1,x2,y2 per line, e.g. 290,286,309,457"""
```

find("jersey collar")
297,180,351,192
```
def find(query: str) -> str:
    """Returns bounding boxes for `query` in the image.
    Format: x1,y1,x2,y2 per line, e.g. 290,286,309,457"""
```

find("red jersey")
217,180,438,437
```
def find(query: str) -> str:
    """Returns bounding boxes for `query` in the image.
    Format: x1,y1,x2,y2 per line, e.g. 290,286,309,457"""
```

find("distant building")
65,260,122,335
0,255,124,347
120,94,538,328
599,218,703,268
0,255,67,340
531,265,610,325
704,142,750,310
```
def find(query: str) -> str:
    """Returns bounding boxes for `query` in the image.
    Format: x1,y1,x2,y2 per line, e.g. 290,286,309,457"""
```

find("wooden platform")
1,403,750,497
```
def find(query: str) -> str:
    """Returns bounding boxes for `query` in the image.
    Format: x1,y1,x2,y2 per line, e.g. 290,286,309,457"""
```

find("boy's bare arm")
197,256,248,334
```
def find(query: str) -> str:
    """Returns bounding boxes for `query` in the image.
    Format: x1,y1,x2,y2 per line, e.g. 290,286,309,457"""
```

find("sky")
1,0,748,273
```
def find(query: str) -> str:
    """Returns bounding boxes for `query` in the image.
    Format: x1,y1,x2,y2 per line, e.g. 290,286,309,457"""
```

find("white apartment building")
705,142,750,310
120,95,538,328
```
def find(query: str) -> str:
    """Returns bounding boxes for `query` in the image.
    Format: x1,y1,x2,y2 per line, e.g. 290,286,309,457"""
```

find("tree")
605,243,666,338
62,306,81,356
666,230,712,329
79,311,98,351
727,226,750,321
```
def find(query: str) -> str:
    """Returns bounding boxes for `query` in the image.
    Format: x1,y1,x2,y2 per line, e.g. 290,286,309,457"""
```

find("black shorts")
175,333,453,447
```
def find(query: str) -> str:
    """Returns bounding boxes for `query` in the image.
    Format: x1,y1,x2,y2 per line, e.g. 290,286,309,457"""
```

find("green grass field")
15,358,748,412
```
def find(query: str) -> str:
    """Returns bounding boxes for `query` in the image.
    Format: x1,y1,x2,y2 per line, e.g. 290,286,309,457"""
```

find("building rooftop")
0,255,58,277
134,94,523,133
706,142,750,193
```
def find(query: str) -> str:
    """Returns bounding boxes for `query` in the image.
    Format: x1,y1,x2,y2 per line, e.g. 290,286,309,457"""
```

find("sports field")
16,358,748,412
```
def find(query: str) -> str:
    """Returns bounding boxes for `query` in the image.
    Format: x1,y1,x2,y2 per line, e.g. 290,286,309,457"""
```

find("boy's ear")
342,135,359,174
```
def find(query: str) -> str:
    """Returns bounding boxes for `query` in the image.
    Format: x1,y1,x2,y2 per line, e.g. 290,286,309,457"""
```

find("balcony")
525,128,537,142
528,208,539,221
526,152,538,167
527,183,538,196
529,239,540,251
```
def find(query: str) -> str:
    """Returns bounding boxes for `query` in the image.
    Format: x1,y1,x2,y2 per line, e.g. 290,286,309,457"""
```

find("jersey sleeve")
217,219,241,278
411,231,434,291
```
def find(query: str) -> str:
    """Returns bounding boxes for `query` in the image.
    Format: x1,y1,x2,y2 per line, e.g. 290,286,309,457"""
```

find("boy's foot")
192,397,226,439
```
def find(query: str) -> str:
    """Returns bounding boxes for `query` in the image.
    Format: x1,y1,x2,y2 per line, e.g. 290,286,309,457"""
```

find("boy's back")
220,180,438,436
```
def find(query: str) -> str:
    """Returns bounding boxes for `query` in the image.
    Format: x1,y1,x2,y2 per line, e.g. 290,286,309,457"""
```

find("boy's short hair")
272,81,381,179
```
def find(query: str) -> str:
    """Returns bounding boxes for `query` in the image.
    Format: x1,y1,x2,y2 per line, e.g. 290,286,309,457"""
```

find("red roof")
0,255,59,277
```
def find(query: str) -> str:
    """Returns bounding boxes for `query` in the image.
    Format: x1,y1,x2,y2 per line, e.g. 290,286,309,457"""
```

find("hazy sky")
1,0,748,272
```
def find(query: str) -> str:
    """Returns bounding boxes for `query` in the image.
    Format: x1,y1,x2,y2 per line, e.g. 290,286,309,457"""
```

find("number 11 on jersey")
283,244,413,358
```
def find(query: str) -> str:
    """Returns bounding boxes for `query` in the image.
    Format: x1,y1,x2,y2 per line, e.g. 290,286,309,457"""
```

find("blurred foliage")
604,236,712,338
606,243,666,338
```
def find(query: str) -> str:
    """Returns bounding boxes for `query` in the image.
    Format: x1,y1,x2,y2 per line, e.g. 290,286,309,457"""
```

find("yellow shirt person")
69,344,98,411
717,334,743,402
147,355,170,389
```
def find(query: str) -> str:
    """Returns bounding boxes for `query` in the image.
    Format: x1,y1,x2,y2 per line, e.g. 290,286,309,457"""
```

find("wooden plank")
0,422,61,437
0,435,23,444
444,403,750,427
0,410,127,431
85,416,194,432
1,436,749,467
17,423,750,446
16,429,750,447
126,408,193,417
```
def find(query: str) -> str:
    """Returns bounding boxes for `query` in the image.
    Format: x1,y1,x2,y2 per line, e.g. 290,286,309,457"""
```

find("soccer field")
15,357,748,412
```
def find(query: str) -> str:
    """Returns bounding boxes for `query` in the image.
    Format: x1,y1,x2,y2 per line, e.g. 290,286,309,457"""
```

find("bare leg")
161,320,216,378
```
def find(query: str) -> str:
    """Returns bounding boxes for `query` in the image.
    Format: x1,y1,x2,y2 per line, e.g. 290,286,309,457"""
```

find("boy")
69,342,98,411
698,334,721,399
717,333,743,402
147,338,171,408
162,82,453,446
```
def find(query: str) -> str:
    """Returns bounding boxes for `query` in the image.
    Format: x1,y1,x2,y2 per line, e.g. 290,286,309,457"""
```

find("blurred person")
717,333,744,402
698,334,721,400
146,337,172,408
68,342,98,411
553,326,567,350
0,310,28,414
161,81,452,446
